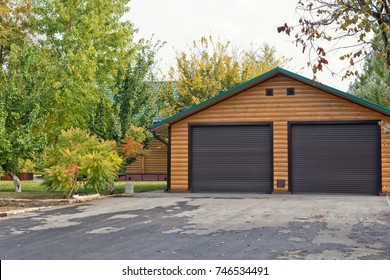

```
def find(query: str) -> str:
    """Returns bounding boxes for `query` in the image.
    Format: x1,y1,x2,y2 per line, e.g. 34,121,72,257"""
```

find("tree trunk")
9,172,21,192
106,181,115,195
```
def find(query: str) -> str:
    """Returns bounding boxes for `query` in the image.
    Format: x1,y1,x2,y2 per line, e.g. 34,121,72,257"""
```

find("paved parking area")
0,192,389,259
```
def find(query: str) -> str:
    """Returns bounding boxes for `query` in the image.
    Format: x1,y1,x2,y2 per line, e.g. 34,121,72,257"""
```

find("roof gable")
149,67,390,131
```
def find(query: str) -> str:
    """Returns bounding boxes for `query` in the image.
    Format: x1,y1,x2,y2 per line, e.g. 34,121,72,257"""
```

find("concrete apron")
132,192,390,259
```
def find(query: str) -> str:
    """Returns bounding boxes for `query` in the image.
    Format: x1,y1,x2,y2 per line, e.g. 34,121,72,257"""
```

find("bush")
42,128,122,197
119,125,153,165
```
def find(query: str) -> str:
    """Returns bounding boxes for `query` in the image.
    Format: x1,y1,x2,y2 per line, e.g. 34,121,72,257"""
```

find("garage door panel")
191,124,272,193
290,122,380,195
194,171,271,181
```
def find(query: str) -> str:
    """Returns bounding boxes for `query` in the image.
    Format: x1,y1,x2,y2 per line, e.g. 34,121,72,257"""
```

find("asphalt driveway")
0,192,389,259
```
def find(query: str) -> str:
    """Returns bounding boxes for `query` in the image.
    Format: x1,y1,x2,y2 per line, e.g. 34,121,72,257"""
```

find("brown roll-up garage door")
190,123,272,193
290,122,381,195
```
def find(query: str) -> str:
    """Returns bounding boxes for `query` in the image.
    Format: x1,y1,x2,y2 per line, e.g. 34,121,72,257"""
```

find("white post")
125,181,134,194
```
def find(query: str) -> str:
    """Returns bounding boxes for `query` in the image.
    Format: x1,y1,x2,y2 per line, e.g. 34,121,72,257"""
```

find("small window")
265,88,273,96
287,87,295,95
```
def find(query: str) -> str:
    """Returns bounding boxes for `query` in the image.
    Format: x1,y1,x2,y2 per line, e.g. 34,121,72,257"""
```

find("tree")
0,0,148,191
278,0,390,78
160,36,288,116
114,39,163,137
32,0,138,141
88,94,121,142
89,39,162,172
0,0,32,66
349,52,390,108
0,44,49,191
119,125,154,167
43,128,122,198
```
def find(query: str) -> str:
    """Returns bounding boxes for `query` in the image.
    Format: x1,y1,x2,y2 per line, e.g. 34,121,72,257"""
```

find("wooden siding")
170,74,390,193
126,139,167,174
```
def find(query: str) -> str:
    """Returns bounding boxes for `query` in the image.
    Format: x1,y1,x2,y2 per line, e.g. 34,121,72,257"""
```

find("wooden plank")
126,138,167,175
169,74,390,192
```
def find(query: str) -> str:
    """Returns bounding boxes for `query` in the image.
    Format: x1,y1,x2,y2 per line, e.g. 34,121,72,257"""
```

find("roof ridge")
149,67,390,131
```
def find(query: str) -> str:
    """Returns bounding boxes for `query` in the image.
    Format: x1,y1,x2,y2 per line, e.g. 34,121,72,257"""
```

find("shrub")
119,125,153,166
44,165,76,194
42,128,122,197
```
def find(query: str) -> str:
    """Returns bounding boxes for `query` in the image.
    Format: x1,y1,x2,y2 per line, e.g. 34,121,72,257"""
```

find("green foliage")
349,52,390,108
0,0,161,189
44,165,75,193
89,95,121,141
118,125,154,167
30,0,138,141
0,0,154,184
89,39,162,142
0,1,32,66
19,159,37,172
161,36,288,116
81,151,122,191
114,39,163,136
278,0,390,77
125,125,154,146
33,0,135,86
43,128,122,196
0,44,48,176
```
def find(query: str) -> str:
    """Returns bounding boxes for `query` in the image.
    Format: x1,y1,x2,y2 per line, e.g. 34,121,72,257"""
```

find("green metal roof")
149,67,390,131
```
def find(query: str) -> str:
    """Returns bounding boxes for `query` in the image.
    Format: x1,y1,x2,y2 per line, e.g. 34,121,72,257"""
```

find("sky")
127,0,362,91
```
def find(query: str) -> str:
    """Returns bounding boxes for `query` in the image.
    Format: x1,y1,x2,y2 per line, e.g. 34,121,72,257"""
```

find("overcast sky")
128,0,361,91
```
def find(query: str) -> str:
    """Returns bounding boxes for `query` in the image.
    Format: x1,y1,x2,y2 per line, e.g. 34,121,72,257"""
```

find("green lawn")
0,180,166,199
113,181,167,193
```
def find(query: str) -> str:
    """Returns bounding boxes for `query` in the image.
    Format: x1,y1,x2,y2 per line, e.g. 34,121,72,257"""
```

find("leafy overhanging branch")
278,0,390,78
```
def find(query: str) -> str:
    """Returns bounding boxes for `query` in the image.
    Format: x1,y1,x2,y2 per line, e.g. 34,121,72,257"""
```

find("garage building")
150,67,390,195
